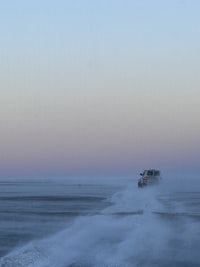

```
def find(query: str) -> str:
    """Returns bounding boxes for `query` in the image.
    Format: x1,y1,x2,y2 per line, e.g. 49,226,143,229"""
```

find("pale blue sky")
0,0,200,176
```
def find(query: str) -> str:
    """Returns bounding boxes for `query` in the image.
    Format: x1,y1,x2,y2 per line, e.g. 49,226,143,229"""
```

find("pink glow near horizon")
0,1,200,176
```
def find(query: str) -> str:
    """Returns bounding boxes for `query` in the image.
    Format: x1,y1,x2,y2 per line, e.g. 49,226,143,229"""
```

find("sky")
0,0,200,177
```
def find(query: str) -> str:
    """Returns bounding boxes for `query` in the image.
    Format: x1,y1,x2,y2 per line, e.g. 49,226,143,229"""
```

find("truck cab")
138,169,161,187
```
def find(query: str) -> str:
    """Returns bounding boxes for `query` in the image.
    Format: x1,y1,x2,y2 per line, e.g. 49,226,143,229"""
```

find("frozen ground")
0,175,200,267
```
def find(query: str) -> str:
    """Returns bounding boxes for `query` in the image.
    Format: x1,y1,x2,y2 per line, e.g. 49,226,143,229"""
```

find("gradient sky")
0,0,200,177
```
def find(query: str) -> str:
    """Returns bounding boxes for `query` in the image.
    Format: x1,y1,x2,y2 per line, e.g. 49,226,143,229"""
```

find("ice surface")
0,176,200,267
